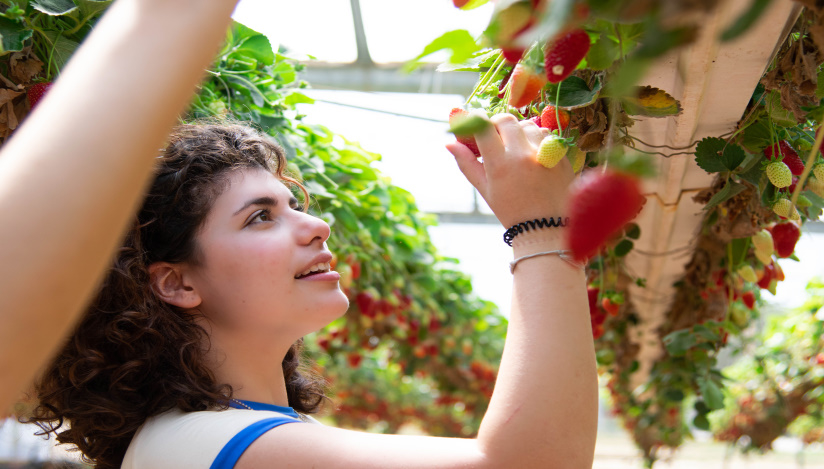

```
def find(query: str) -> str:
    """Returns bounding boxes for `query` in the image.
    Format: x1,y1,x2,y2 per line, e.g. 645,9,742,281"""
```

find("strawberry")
601,297,620,316
448,108,481,157
772,198,799,221
765,141,804,176
814,163,824,182
540,105,570,131
751,229,774,265
487,1,534,61
529,115,542,126
452,0,470,7
808,177,824,199
766,161,792,188
757,263,777,294
502,47,526,64
770,222,800,258
567,170,645,262
544,29,591,83
741,291,756,309
536,134,567,168
737,265,757,283
774,261,785,281
508,63,547,108
27,82,53,110
347,352,363,368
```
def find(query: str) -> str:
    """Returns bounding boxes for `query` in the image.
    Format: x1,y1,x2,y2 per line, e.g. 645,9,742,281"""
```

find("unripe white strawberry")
737,265,758,283
537,134,568,169
772,198,799,220
809,177,824,199
766,161,792,188
751,229,773,265
814,163,824,182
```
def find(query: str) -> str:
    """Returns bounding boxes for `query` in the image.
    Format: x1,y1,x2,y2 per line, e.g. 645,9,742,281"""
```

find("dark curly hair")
23,122,328,468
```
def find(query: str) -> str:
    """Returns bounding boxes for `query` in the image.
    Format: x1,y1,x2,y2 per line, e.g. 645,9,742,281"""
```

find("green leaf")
664,389,685,402
720,0,773,42
403,30,481,73
614,239,634,257
721,143,746,171
42,30,80,72
606,56,651,98
697,376,725,410
704,181,746,210
625,223,641,240
621,86,682,117
635,22,697,60
449,113,491,135
223,74,268,107
31,0,76,15
546,76,602,109
766,90,796,127
74,0,111,18
740,119,771,153
586,33,619,71
235,34,275,66
693,413,710,430
663,329,696,357
0,16,32,54
436,49,498,72
695,137,729,173
817,68,824,100
284,91,314,106
730,238,750,266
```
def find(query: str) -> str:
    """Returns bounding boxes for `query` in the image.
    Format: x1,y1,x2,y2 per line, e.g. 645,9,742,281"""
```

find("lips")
295,251,334,279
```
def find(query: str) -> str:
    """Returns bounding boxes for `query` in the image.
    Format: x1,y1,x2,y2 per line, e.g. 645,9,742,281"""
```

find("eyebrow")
233,195,298,216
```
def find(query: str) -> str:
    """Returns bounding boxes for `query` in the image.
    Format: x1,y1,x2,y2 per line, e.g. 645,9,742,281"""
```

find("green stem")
464,52,503,106
791,122,824,206
555,81,562,136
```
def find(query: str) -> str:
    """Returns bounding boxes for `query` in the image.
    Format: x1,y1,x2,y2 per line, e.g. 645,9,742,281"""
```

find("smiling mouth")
295,262,332,279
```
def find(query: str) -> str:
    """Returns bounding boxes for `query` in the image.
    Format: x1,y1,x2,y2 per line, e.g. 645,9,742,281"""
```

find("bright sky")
232,0,493,63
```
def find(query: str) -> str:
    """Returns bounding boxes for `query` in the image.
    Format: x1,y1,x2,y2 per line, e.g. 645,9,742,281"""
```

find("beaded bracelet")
503,217,569,246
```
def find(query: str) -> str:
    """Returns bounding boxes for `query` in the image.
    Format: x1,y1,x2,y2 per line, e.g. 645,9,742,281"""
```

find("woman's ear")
147,262,202,309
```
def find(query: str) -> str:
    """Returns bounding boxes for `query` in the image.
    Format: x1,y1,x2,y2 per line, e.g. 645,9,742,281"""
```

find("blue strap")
210,416,301,469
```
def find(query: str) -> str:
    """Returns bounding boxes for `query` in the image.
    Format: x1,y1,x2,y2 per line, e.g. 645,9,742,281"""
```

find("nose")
296,210,331,246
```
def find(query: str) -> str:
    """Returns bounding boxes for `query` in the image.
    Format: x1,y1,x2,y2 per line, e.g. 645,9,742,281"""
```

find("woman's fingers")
520,119,548,148
446,142,487,194
493,113,533,156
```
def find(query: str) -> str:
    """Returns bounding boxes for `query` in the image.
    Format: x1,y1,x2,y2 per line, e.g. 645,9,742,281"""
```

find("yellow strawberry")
537,134,568,169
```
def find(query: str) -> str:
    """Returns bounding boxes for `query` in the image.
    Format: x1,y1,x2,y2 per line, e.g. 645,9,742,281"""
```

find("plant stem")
791,122,824,206
464,52,503,106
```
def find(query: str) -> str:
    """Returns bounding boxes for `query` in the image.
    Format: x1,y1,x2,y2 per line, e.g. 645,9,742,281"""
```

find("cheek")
202,236,294,303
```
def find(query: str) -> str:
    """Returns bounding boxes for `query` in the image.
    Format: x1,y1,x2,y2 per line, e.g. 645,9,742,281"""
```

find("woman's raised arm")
0,0,240,409
235,114,599,469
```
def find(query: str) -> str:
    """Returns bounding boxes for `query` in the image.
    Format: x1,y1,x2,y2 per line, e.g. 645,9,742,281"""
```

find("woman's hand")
446,113,575,228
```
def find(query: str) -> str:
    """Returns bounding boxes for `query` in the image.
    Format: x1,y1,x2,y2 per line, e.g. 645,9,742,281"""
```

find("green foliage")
545,75,602,109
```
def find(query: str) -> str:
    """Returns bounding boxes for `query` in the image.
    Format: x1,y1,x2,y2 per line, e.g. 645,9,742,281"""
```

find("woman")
3,0,597,467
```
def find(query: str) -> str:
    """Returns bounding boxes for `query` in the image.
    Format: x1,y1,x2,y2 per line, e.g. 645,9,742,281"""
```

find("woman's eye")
250,209,271,224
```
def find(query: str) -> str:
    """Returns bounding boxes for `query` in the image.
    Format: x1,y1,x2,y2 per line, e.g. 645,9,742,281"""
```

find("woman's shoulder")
122,407,303,469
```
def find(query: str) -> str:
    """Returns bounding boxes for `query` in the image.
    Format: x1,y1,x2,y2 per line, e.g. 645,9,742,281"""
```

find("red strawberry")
347,352,363,368
508,63,547,108
544,29,590,83
567,170,645,262
741,291,755,310
529,115,542,126
27,82,53,110
356,290,377,318
757,263,775,290
540,105,570,131
601,297,620,316
502,47,526,63
765,141,805,176
770,222,800,258
448,108,481,157
452,0,470,7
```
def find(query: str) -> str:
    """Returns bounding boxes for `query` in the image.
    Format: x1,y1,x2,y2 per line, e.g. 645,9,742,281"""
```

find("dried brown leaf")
9,51,43,85
590,111,608,133
577,131,605,152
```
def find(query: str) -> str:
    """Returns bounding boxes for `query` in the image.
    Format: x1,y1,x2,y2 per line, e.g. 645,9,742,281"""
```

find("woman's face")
185,167,348,340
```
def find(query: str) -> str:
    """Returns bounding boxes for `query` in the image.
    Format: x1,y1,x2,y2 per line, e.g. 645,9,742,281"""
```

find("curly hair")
23,122,328,468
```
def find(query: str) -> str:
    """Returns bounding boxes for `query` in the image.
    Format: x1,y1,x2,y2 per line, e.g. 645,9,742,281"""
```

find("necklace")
231,398,310,423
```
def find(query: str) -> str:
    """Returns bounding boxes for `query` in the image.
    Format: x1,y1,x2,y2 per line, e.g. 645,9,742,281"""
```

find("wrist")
511,230,566,257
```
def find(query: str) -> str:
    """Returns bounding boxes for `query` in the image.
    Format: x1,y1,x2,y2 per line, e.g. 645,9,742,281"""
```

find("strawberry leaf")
703,181,746,210
449,113,491,136
75,0,112,19
695,137,728,173
545,76,602,109
586,33,620,71
404,30,481,73
0,17,32,54
621,86,682,117
720,142,746,171
697,376,725,410
766,90,797,127
720,0,772,42
31,0,76,15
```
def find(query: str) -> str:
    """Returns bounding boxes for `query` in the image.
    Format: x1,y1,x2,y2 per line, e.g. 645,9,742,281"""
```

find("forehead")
213,167,292,211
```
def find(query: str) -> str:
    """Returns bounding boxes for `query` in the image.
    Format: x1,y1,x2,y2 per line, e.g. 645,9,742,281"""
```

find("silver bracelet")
509,249,585,274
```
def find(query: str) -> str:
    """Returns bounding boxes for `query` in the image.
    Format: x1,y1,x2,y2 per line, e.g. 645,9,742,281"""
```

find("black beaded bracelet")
503,217,569,246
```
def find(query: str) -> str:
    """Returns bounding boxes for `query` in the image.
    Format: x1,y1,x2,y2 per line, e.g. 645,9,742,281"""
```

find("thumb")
446,142,487,193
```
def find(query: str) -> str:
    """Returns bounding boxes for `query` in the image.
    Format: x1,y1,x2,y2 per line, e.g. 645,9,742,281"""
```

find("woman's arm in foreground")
0,0,240,409
238,114,598,469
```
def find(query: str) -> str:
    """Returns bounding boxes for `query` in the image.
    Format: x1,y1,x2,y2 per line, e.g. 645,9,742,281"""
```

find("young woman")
0,0,597,467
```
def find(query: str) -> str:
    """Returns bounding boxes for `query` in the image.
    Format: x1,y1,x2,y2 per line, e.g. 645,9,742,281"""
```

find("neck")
206,328,294,408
